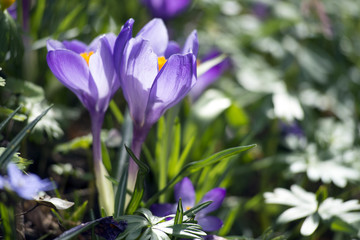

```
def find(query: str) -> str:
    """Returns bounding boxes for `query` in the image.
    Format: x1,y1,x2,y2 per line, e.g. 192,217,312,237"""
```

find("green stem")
91,112,114,215
109,100,124,125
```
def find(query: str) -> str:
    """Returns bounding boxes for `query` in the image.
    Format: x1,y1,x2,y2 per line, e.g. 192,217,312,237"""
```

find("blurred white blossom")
287,145,360,188
264,185,360,236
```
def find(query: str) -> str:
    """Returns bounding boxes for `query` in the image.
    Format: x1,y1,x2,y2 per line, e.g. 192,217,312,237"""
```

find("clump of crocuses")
150,177,226,232
114,18,198,182
0,163,53,199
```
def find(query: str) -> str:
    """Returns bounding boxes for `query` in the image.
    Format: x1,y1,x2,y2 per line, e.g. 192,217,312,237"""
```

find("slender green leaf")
0,105,22,132
183,201,212,218
125,145,149,214
0,105,52,169
101,141,112,173
109,100,124,124
174,198,183,225
114,110,132,218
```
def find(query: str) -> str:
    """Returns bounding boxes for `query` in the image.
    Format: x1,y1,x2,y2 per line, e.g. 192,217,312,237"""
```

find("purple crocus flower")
142,0,191,20
47,31,129,214
114,18,197,180
150,177,226,232
0,163,53,200
47,33,119,165
190,50,230,101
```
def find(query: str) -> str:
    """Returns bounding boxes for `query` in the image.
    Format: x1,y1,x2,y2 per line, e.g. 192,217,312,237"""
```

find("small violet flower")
114,18,197,178
0,163,53,200
150,177,226,232
141,0,191,20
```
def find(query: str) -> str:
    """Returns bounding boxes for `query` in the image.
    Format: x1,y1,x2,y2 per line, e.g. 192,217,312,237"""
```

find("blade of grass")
0,105,22,132
0,105,52,169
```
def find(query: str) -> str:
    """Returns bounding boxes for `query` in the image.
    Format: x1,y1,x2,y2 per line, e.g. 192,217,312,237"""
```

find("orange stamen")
80,51,94,66
186,206,191,210
158,56,167,71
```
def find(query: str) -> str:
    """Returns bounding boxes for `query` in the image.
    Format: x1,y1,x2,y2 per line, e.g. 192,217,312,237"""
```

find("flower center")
185,206,192,211
158,56,167,71
80,51,94,66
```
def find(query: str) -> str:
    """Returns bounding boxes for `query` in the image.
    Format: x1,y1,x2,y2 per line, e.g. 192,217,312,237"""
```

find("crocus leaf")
174,198,184,225
183,201,212,219
125,145,149,214
146,144,256,207
0,105,22,132
0,105,52,169
114,110,132,218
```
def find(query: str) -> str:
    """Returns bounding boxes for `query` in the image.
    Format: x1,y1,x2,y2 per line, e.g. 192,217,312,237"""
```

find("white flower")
264,185,360,236
287,145,360,188
272,92,304,122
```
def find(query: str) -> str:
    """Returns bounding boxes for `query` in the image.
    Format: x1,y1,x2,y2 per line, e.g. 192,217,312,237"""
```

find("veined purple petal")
136,18,168,56
121,38,158,127
46,49,97,110
114,18,135,78
165,41,181,58
174,177,195,208
196,216,223,232
146,53,197,126
150,203,176,217
190,52,230,101
89,36,117,113
182,30,199,57
46,39,65,51
62,40,88,54
88,33,117,53
198,188,226,215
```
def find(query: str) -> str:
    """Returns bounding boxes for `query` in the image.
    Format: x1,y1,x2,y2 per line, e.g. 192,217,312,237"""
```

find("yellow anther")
186,206,191,211
80,51,94,66
158,56,167,71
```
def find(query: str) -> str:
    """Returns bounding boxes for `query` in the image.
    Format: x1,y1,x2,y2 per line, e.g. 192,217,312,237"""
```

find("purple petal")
88,33,117,53
7,163,53,200
196,216,223,232
121,38,158,127
165,41,181,58
150,203,176,217
136,18,168,56
89,36,117,113
7,3,17,19
47,39,65,51
174,177,195,208
182,30,199,57
114,18,135,78
46,49,97,109
7,163,22,183
190,53,230,100
198,188,226,215
146,53,197,126
62,40,88,54
142,0,191,19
